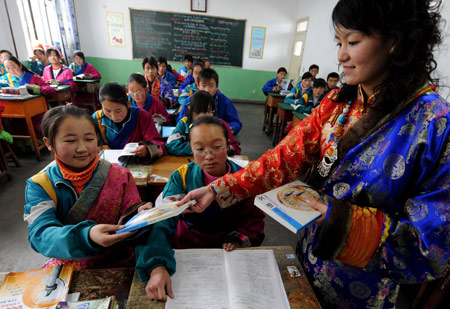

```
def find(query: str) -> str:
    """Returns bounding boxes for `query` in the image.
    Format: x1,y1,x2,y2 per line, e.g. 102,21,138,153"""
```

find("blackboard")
130,9,246,67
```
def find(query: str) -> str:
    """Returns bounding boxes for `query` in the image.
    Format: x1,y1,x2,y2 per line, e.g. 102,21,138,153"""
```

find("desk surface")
74,78,100,83
268,92,287,98
0,94,41,101
55,85,71,92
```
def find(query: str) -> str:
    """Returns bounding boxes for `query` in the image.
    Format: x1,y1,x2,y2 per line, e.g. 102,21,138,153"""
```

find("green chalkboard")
129,8,246,67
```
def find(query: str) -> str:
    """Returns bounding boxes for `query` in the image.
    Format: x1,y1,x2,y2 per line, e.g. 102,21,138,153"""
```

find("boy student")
157,56,176,88
178,54,193,77
177,58,205,93
29,44,49,76
203,58,211,69
178,60,205,106
308,64,319,80
142,56,177,107
176,68,242,134
262,67,291,95
0,50,13,76
286,78,326,116
284,72,313,105
325,72,340,93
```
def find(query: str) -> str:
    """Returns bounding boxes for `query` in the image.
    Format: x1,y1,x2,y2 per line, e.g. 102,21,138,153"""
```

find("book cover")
115,200,196,234
162,126,176,138
254,180,322,234
56,296,114,309
0,265,74,309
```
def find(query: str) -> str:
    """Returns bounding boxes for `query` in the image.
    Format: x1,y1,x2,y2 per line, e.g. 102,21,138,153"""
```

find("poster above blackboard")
129,8,246,67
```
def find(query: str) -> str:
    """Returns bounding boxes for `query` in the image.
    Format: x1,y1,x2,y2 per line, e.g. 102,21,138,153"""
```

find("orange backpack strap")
31,171,57,206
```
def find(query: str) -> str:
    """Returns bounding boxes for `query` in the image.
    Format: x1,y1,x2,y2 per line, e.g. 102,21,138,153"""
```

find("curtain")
53,0,80,64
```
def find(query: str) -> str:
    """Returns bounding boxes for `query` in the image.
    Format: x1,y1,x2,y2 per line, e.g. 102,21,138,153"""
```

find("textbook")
57,296,115,309
162,126,176,138
0,264,74,309
165,249,290,309
254,180,322,234
116,200,197,234
99,143,139,167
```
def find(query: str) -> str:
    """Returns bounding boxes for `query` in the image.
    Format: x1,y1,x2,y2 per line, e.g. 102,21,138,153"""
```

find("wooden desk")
0,95,48,161
263,92,286,135
273,103,294,146
127,246,320,308
48,85,71,107
292,111,308,128
75,79,100,112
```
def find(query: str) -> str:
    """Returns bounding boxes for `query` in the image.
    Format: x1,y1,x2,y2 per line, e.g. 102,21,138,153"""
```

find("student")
203,58,211,69
144,116,265,301
325,72,340,93
157,56,176,88
92,82,166,163
167,64,185,88
308,64,319,80
167,90,241,156
284,72,313,105
127,73,170,124
177,68,242,134
29,44,48,76
0,50,13,77
0,56,56,139
43,47,78,103
69,50,101,79
177,54,193,77
24,105,169,288
262,67,291,95
177,60,204,107
289,78,326,114
142,56,177,108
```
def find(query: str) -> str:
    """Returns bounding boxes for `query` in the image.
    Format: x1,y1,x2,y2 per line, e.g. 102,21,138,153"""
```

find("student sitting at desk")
262,67,291,95
167,90,241,156
284,72,313,105
308,64,319,81
142,56,177,108
157,56,177,88
0,50,13,77
93,82,166,163
29,44,49,76
69,50,101,80
325,71,340,93
177,54,193,78
24,105,169,289
177,59,204,107
203,57,211,69
287,78,327,115
167,64,185,88
127,73,170,125
43,47,78,103
176,69,242,134
144,116,265,301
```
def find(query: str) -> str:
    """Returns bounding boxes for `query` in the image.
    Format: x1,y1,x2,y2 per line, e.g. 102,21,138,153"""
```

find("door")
288,18,309,85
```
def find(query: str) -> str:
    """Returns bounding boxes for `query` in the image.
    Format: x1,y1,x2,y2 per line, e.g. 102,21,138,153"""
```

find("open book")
166,249,290,309
254,180,322,233
116,200,196,234
0,265,74,309
99,143,138,167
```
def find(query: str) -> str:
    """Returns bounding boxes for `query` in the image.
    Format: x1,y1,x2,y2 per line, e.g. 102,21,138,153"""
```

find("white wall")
74,0,300,71
0,0,28,59
435,0,450,99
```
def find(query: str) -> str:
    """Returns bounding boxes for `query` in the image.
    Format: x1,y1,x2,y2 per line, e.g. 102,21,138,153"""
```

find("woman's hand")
146,266,174,301
131,145,149,157
89,224,135,247
305,199,328,226
177,186,215,213
222,242,236,251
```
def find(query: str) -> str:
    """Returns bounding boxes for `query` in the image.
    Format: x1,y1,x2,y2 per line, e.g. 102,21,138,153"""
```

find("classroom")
0,0,449,308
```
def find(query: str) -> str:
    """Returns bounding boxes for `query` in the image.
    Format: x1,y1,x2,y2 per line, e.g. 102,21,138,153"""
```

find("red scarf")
55,154,99,195
145,75,161,98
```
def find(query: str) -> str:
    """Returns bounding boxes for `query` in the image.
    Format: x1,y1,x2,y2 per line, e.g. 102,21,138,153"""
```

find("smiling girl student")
69,50,101,79
166,90,241,156
127,73,170,125
92,82,166,163
142,56,177,108
24,105,159,277
144,116,265,301
29,44,49,76
42,47,78,104
0,50,13,76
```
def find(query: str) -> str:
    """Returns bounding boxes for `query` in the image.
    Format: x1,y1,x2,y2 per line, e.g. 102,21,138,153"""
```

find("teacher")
179,0,450,307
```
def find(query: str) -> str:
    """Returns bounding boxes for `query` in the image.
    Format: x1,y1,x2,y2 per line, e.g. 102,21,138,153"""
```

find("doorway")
288,18,308,86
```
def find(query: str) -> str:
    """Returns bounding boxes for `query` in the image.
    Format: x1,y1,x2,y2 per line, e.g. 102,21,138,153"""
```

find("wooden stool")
272,103,293,146
1,140,21,167
0,141,13,181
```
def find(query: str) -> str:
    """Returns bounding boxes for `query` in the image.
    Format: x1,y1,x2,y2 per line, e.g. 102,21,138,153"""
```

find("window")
293,41,303,56
296,21,308,32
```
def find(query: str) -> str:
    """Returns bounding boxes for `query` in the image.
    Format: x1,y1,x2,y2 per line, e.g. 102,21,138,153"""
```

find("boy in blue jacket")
262,67,291,95
177,54,193,78
176,68,242,134
157,56,176,88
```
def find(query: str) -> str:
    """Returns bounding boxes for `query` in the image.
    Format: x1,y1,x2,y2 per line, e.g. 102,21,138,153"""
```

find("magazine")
57,296,115,309
99,143,139,167
115,199,196,234
0,265,74,309
254,180,322,233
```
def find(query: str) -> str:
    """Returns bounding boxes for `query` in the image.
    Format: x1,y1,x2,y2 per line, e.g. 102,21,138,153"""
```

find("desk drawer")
2,102,25,116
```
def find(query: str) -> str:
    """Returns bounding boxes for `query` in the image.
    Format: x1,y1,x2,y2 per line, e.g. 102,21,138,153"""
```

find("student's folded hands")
146,266,174,301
